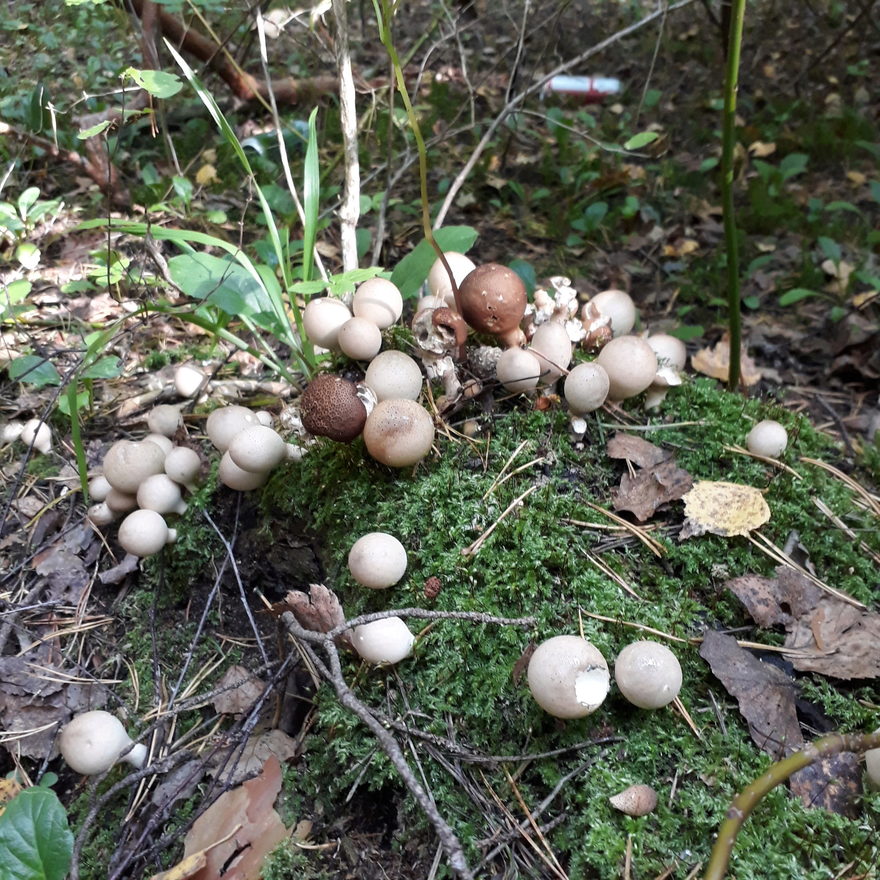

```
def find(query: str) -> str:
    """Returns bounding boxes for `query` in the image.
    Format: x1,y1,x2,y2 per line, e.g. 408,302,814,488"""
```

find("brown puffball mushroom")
496,347,542,394
146,405,183,437
337,316,383,361
136,474,188,515
364,350,424,402
59,710,147,775
352,617,415,665
427,251,476,308
173,364,206,399
206,405,260,453
746,420,788,458
117,509,177,557
218,451,269,491
352,278,403,329
363,399,434,467
21,418,53,454
348,532,408,589
563,362,610,414
527,635,610,718
102,439,167,495
458,263,527,347
300,374,368,443
596,336,658,400
529,321,573,385
302,296,352,349
164,446,201,493
589,289,636,337
614,640,682,709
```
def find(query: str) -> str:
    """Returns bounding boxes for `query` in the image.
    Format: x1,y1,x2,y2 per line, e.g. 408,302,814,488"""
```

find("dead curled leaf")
789,752,861,817
212,665,266,718
691,333,762,387
283,583,345,635
679,480,770,539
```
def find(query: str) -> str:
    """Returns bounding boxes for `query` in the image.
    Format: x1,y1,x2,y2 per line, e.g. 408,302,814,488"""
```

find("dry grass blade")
812,496,880,565
583,552,644,601
482,439,530,499
579,501,666,557
723,443,802,478
461,485,538,557
800,456,880,517
671,695,702,740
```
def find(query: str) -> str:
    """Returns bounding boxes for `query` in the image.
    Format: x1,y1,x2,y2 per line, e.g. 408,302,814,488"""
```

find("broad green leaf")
623,131,659,151
15,243,40,271
0,787,72,880
3,279,32,305
508,259,536,294
77,120,111,139
669,325,704,341
17,188,40,217
8,356,61,387
80,356,122,380
123,67,183,99
870,180,880,203
58,389,90,416
390,226,479,298
171,176,193,204
778,288,820,306
817,236,841,264
779,152,808,180
823,200,860,214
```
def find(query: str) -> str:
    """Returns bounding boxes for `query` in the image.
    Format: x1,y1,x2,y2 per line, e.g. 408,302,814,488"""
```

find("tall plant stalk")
720,0,747,390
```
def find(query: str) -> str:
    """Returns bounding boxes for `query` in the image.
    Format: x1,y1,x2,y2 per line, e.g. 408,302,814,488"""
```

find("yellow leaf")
195,164,218,186
846,170,866,186
0,778,23,817
148,851,207,880
680,481,770,539
748,140,776,158
690,335,762,387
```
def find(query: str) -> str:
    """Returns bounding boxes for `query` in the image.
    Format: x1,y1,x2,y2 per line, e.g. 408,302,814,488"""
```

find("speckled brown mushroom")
458,263,527,348
300,374,367,443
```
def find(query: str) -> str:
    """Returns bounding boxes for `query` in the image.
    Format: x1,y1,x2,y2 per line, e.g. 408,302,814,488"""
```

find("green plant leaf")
301,107,320,284
77,120,111,139
779,288,820,306
508,259,536,294
122,66,183,99
17,188,40,218
822,200,860,214
168,253,276,318
80,356,122,380
8,356,61,387
15,243,40,271
817,236,841,264
623,131,659,151
0,787,73,880
390,226,478,298
779,152,808,181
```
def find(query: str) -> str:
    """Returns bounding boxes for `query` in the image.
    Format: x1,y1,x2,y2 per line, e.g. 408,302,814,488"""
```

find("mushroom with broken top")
527,635,610,718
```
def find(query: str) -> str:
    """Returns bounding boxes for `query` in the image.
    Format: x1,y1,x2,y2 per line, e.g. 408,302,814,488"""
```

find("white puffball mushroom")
614,640,682,709
427,252,477,308
866,736,880,790
352,278,404,329
364,351,424,401
255,410,274,427
529,321,573,385
302,296,352,349
746,420,788,458
496,347,542,394
164,446,201,492
146,405,182,437
136,474,188,515
105,488,138,514
353,617,415,665
87,503,117,527
89,475,113,503
363,399,435,467
337,316,383,361
117,509,176,557
228,424,287,473
218,451,269,491
206,405,260,452
1,420,24,443
527,635,610,718
647,334,687,383
21,418,52,454
590,289,636,336
59,710,146,775
348,532,408,589
144,433,174,455
174,364,206,399
102,439,167,495
564,362,610,414
596,335,658,400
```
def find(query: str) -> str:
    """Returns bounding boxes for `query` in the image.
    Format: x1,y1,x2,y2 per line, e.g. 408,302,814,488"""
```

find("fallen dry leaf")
606,433,670,468
680,481,770,539
691,334,762,387
0,777,23,817
211,729,300,787
149,851,207,880
726,568,823,628
612,459,693,522
213,666,266,718
789,752,861,817
283,583,349,645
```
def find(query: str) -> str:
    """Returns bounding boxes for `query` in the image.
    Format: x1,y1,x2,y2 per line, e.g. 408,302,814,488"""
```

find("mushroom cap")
88,475,113,503
363,399,435,467
529,321,573,385
146,404,182,437
352,278,403,329
218,451,269,491
302,296,352,349
104,489,138,514
228,424,287,472
136,474,187,515
59,710,145,775
614,640,682,709
348,532,408,589
596,335,658,400
647,334,687,371
352,617,415,665
174,364,205,399
527,635,610,718
496,347,542,394
164,446,201,488
427,251,476,308
300,374,368,443
144,433,174,455
458,263,527,341
87,503,117,527
337,316,383,361
364,351,424,401
206,405,260,452
564,362,610,414
746,420,788,458
22,418,52,454
590,289,636,337
866,742,880,790
102,439,167,495
118,509,172,557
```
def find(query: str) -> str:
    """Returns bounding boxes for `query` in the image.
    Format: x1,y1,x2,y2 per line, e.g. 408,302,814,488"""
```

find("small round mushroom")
136,474,188,515
746,420,788,458
427,252,477,308
300,374,368,443
596,336,658,401
348,532,408,589
102,439,167,495
527,635,610,718
363,399,435,467
865,735,880,790
59,710,146,775
228,424,294,473
364,351,424,402
302,296,352,349
164,446,201,492
614,640,682,709
495,347,542,394
218,451,269,491
174,364,206,399
88,475,113,503
21,418,53,454
337,316,383,361
206,405,261,452
564,362,610,414
647,334,687,381
458,263,527,348
589,289,636,337
352,278,404,329
1,420,24,444
608,784,658,817
104,489,138,514
144,433,174,455
352,617,415,665
146,405,183,437
117,509,177,557
529,321,573,386
87,503,117,527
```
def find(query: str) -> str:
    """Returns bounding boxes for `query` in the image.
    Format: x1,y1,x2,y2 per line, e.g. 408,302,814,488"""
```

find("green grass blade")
301,108,320,284
66,382,89,502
